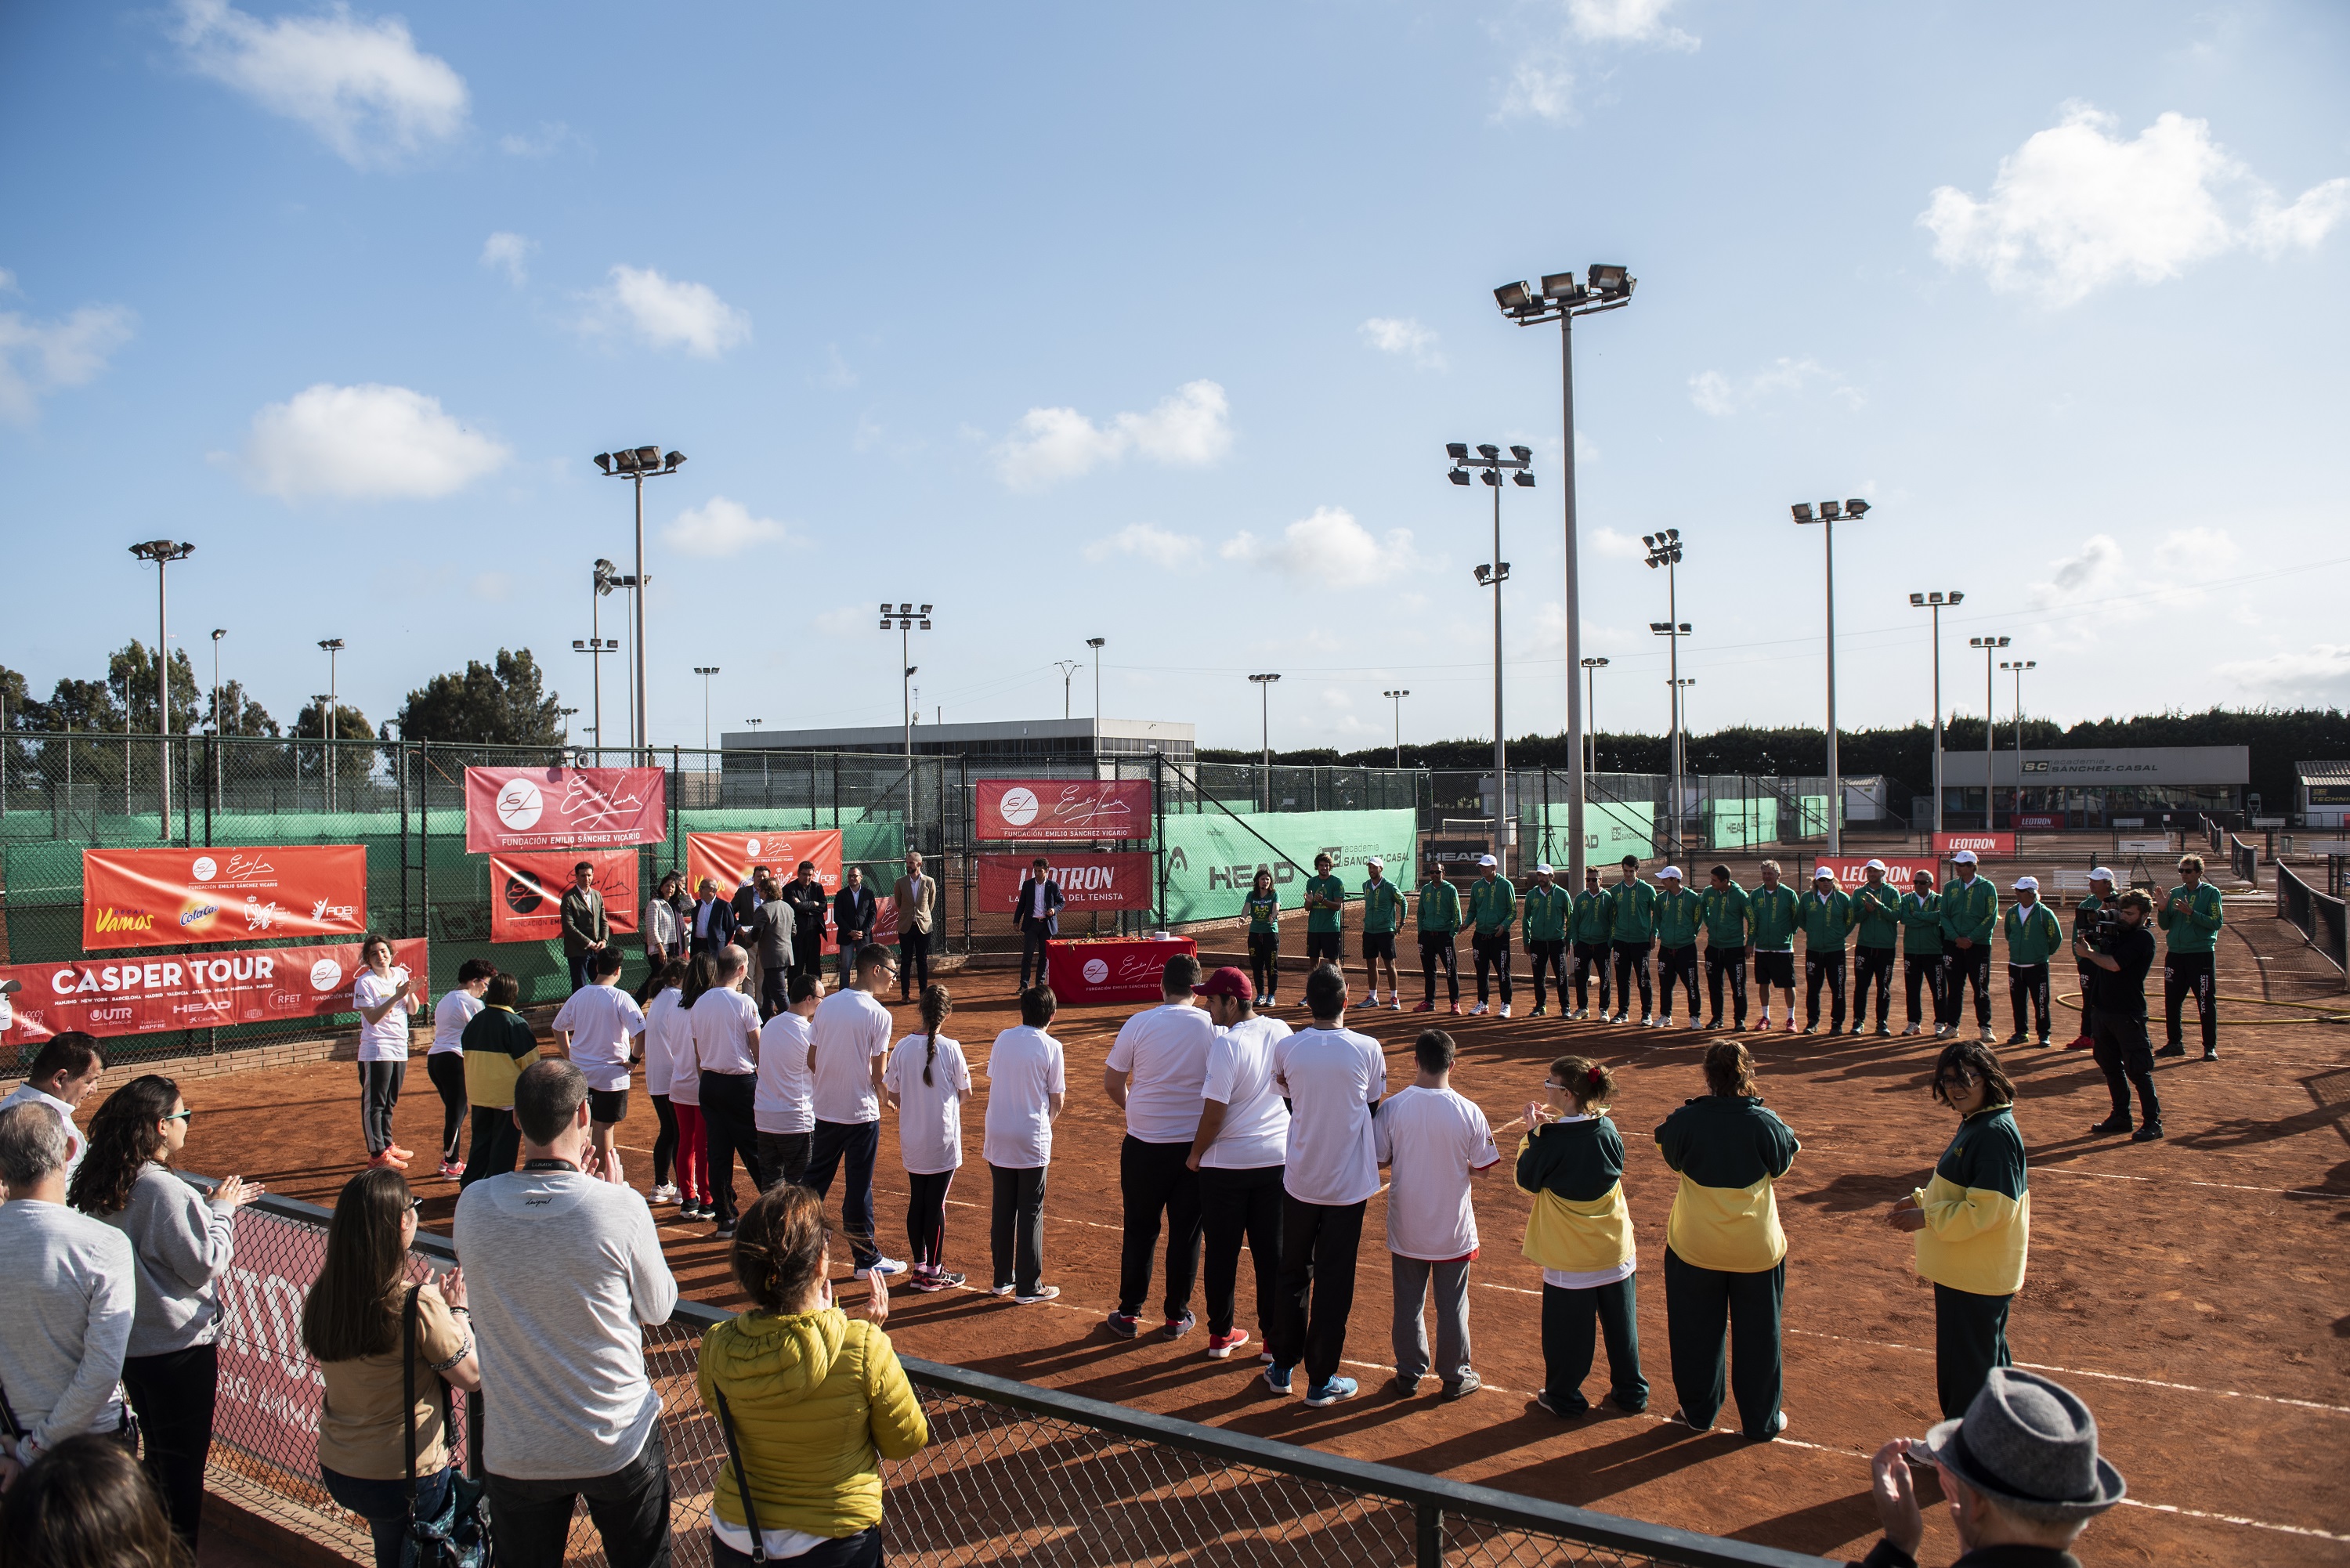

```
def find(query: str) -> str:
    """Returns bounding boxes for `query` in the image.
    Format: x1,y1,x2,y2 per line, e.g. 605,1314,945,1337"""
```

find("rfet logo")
495,779,545,830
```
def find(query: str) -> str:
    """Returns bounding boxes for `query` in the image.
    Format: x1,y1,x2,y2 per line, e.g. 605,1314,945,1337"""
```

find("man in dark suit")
1014,855,1064,990
688,876,739,956
781,861,830,981
731,865,774,1010
833,866,880,988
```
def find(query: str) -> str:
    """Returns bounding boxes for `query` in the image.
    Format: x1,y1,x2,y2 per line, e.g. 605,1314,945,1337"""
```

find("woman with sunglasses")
1885,1040,2031,1421
302,1168,479,1568
70,1075,263,1551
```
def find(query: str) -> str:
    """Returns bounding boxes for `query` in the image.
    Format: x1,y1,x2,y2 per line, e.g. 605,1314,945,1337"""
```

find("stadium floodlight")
593,443,685,761
1795,497,1873,854
882,601,935,759
1643,533,1694,858
1494,280,1533,311
1383,688,1412,768
128,540,196,836
1969,635,2012,829
1248,673,1282,806
1086,636,1105,720
1579,657,1611,774
1910,590,1966,832
1452,439,1535,868
2001,657,2037,825
694,666,721,751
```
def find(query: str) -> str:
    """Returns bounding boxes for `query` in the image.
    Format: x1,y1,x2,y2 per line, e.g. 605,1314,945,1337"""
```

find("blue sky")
4,0,2346,756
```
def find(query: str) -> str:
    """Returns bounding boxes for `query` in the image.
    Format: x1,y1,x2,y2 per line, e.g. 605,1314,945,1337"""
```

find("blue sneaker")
1303,1375,1358,1407
1263,1364,1293,1396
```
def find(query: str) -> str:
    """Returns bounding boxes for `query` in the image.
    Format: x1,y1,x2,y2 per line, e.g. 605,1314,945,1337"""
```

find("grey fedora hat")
1920,1368,2126,1521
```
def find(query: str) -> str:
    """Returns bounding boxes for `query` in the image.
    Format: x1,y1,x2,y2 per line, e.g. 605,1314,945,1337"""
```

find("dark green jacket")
1748,883,1801,952
1607,878,1658,944
1700,881,1750,947
1520,883,1572,943
1654,887,1703,948
2157,883,2224,954
1851,882,1903,949
1571,888,1614,944
1360,878,1406,934
1517,1115,1625,1202
1416,878,1461,934
1468,876,1516,935
2003,901,2065,965
1899,891,1944,956
1939,876,1998,945
1799,887,1854,951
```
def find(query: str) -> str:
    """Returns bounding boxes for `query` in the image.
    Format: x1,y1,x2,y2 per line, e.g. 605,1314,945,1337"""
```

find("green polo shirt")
1607,877,1658,944
1303,873,1346,934
1748,883,1801,952
1469,876,1516,935
1654,887,1703,948
1701,881,1750,947
1571,887,1614,944
1417,878,1462,934
1360,877,1405,934
1852,882,1903,950
1521,883,1572,942
2157,883,2224,955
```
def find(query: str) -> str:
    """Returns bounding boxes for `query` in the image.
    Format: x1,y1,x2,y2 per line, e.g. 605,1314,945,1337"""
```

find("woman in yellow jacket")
698,1183,931,1566
1517,1055,1647,1419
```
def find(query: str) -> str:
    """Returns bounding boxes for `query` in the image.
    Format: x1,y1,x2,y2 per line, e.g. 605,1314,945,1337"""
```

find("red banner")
683,830,891,954
486,850,638,943
81,846,368,951
1045,936,1197,1005
979,853,1153,913
464,767,667,852
974,779,1152,842
1814,858,1940,894
0,938,429,1047
1932,831,2017,858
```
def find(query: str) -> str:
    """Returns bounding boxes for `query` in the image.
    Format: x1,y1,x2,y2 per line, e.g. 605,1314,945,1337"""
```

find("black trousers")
1540,1277,1647,1414
122,1343,216,1550
2008,962,2052,1039
1268,1194,1365,1385
486,1420,672,1568
1657,945,1698,1019
756,1130,812,1189
1904,954,1945,1025
1249,933,1280,999
1853,947,1896,1028
1803,951,1848,1029
2164,950,2218,1050
1705,945,1748,1025
906,1169,954,1270
711,1529,877,1568
758,963,790,1021
699,1071,765,1227
1199,1162,1284,1338
1472,932,1512,1004
792,928,826,981
1942,945,1994,1027
425,1051,468,1164
650,1093,679,1187
1662,1248,1784,1439
356,1060,404,1156
899,928,933,997
1934,1283,2013,1422
2074,961,2098,1039
990,1163,1049,1293
1611,939,1654,1015
1419,933,1459,1002
804,1119,880,1266
2092,1013,2162,1125
1019,923,1053,988
461,1105,519,1189
1118,1136,1203,1318
1571,941,1612,1013
1527,939,1567,1008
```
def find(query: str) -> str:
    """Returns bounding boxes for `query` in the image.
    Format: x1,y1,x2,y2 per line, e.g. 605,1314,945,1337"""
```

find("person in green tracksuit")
1849,862,1904,1038
1898,872,1946,1036
1798,869,1854,1035
1888,1041,2030,1421
1243,868,1282,1008
1937,851,2000,1043
1467,854,1517,1017
1359,856,1408,1012
2067,867,2117,1050
1607,855,1658,1025
1303,852,1347,977
1570,867,1615,1020
2001,876,2066,1046
1701,866,1751,1031
1521,865,1574,1017
2158,853,2225,1060
1746,862,1802,1033
1653,869,1705,1028
1416,857,1463,1013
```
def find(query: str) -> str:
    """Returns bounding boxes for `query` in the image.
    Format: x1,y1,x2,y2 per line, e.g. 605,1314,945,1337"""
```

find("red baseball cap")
1194,966,1253,1001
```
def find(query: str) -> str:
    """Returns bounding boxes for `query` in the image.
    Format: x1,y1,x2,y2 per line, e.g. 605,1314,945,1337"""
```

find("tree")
389,649,565,746
206,678,280,738
293,699,378,792
106,641,206,737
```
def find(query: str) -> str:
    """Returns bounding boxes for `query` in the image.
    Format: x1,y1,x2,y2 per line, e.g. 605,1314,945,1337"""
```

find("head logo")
495,779,545,831
1082,957,1109,985
998,787,1040,827
190,856,219,883
309,959,343,992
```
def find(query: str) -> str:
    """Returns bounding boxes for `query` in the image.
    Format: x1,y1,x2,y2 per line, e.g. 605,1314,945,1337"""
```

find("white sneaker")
1979,1027,1997,1045
649,1183,679,1204
855,1256,907,1280
1499,1004,1512,1018
1388,995,1404,1011
1685,1017,1701,1031
1610,1012,1629,1024
1470,1003,1490,1016
1642,1014,1657,1028
1900,1024,1920,1037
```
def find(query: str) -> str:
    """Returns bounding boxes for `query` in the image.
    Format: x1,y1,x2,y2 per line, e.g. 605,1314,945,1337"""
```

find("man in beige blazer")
893,849,940,1001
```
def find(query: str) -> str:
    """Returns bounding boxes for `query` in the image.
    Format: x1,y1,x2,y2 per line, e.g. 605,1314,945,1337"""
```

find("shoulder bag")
403,1285,494,1568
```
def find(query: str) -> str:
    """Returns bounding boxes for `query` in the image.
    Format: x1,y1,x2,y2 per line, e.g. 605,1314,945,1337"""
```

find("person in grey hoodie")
68,1075,262,1550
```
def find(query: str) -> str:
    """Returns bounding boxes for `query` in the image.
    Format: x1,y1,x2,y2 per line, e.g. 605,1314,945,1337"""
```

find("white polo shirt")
1104,1001,1217,1144
808,988,893,1125
689,988,760,1077
886,1033,970,1176
982,1025,1066,1170
1374,1084,1501,1260
754,1013,815,1136
431,990,481,1056
353,968,412,1062
551,983,647,1093
1272,1025,1387,1207
641,989,683,1097
1198,1013,1292,1170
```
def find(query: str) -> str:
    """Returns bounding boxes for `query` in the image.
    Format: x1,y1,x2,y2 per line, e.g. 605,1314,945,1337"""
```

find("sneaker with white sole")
1685,1017,1701,1031
854,1256,907,1281
1014,1284,1061,1304
1642,1014,1656,1028
1207,1328,1250,1359
1499,1004,1512,1018
1388,997,1403,1011
1264,1364,1293,1395
649,1183,678,1203
1470,1003,1489,1016
1979,1028,1997,1045
1900,1024,1920,1036
1303,1375,1358,1407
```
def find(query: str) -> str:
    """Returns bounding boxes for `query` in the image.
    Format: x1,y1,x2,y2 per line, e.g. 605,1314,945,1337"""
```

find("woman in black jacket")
1517,1055,1646,1418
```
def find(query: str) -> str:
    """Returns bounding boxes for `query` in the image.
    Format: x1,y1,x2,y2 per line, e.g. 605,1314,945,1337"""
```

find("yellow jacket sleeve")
859,1326,931,1462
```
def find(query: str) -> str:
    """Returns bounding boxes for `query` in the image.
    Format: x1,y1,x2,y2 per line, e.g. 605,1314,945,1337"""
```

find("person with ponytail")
884,985,969,1292
665,952,721,1219
1517,1056,1647,1419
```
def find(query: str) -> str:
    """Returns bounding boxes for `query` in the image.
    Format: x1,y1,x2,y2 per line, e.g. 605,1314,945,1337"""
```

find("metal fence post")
1154,750,1167,930
1416,1501,1444,1566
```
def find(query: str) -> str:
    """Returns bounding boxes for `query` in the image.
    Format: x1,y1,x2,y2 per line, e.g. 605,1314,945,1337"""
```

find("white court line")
1783,1328,2350,1416
2032,1165,2345,1201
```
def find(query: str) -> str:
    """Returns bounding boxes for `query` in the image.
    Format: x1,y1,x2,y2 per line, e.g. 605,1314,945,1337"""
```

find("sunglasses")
161,1109,194,1124
408,1196,425,1215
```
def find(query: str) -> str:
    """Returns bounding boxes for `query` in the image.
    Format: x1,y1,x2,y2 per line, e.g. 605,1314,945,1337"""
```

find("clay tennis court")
178,887,2350,1565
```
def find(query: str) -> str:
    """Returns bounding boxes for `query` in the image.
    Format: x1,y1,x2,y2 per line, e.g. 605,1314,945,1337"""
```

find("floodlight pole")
1580,658,1608,774
2003,659,2035,823
1249,674,1280,811
317,638,344,814
1793,499,1872,854
592,446,685,764
1087,638,1105,721
1969,635,2009,829
1910,591,1963,837
129,540,194,837
1383,689,1410,768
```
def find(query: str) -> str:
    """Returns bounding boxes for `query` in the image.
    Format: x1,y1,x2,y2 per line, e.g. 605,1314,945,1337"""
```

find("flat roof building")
721,717,1195,771
1940,745,2249,829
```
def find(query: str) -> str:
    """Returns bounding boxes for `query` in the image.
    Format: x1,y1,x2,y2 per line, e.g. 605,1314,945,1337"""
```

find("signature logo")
244,898,282,932
307,959,343,992
496,779,545,830
180,904,219,927
504,876,546,916
1082,957,1109,985
558,774,645,830
998,788,1040,827
94,908,156,934
219,851,277,884
191,856,219,882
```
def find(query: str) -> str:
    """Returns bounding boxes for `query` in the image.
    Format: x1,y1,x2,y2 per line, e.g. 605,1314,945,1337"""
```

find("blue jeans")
568,951,595,992
804,1118,881,1267
323,1461,453,1568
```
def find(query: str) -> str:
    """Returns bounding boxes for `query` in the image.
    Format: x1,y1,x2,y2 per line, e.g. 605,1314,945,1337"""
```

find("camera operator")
2064,868,2116,1052
2074,889,2162,1143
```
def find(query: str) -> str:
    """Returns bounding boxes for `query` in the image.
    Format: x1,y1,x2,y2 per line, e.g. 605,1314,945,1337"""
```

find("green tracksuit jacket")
1851,882,1903,950
2157,883,2224,954
1571,888,1614,944
1939,876,1998,947
1417,878,1462,935
1654,887,1703,948
2003,901,2065,965
1748,883,1801,952
1360,878,1406,934
1701,881,1751,947
1607,878,1658,944
1469,876,1517,936
1520,883,1572,943
1899,892,1944,956
1799,887,1854,951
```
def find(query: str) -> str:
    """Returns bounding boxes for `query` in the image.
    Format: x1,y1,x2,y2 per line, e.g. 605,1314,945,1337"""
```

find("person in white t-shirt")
1185,966,1292,1362
551,946,648,1184
428,959,496,1180
654,959,712,1218
885,985,970,1292
804,945,904,1279
689,945,765,1238
754,972,822,1188
984,986,1068,1303
352,936,420,1171
638,959,689,1208
1265,963,1388,1407
1375,1028,1514,1401
1103,954,1217,1342
0,1031,106,1180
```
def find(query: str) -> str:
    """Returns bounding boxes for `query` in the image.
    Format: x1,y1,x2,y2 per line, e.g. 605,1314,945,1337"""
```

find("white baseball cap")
1534,862,1553,875
1952,849,1979,865
1367,855,1383,869
1813,865,1835,880
2014,876,2039,891
1657,865,1683,880
2089,866,2116,884
1477,853,1498,868
1864,858,1887,872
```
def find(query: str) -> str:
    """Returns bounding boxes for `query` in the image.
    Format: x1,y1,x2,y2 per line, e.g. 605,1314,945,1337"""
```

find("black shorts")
1361,931,1397,961
1753,951,1795,988
588,1087,629,1125
1305,931,1343,963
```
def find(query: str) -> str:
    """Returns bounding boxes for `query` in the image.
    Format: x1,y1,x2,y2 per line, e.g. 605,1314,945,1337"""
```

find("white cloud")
1589,527,1648,561
1083,522,1201,569
2150,526,2240,577
2214,645,2350,699
0,277,136,424
1497,61,1578,124
2030,534,2125,604
993,380,1232,490
1921,103,2350,306
661,497,794,558
581,266,751,358
498,121,579,158
819,345,858,388
480,231,533,285
1495,0,1696,122
1219,506,1424,589
172,0,468,168
1688,356,1862,416
241,382,507,502
1359,316,1444,370
1566,0,1697,49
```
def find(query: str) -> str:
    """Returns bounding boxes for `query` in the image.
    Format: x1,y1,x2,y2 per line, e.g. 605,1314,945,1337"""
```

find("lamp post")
557,706,579,744
2001,659,2036,826
1381,688,1411,768
1054,660,1081,721
210,627,226,805
694,667,721,751
879,603,933,761
591,445,686,761
128,540,194,838
1908,591,1965,837
1579,657,1609,773
1450,441,1535,867
1791,498,1873,854
1969,635,2011,829
1495,263,1636,884
1643,529,1689,858
316,638,345,813
1086,637,1105,721
1248,673,1280,810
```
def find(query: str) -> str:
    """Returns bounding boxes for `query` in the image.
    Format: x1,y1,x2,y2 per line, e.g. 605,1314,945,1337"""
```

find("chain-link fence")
191,1176,1829,1568
2277,862,2348,985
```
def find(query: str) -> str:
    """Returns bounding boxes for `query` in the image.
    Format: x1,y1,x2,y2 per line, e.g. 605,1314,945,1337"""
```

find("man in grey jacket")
747,870,797,1021
0,1103,135,1487
561,862,611,994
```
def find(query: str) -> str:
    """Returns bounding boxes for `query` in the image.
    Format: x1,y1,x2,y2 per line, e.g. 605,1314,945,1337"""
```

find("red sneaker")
1412,999,1435,1013
1207,1328,1251,1360
2063,1035,2093,1051
1448,1002,1464,1016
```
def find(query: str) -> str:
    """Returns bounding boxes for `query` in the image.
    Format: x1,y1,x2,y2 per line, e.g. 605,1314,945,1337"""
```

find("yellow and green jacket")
1571,887,1614,944
697,1308,930,1541
1303,873,1346,934
1520,883,1573,943
2003,901,2065,966
1799,886,1854,952
1899,891,1943,956
1911,1104,2030,1298
1517,1115,1635,1276
1607,877,1658,943
1244,890,1280,935
1701,881,1750,947
1416,878,1461,934
1469,876,1516,935
1852,882,1903,950
1748,883,1801,952
1655,1095,1799,1273
1360,877,1406,934
1939,876,1998,945
2157,882,2224,955
461,1006,543,1111
1654,887,1703,948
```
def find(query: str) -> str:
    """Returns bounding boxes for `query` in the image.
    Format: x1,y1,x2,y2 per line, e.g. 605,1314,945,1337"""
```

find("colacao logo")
94,907,156,934
179,904,220,927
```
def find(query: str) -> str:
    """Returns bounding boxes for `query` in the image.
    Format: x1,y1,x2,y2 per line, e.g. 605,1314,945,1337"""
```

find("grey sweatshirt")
102,1164,238,1357
0,1201,134,1454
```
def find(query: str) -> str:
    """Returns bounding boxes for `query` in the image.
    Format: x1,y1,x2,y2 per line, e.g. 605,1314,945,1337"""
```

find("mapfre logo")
94,907,155,934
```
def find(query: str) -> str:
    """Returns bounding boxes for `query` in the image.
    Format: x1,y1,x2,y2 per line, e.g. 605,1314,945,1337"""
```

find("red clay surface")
179,889,2350,1566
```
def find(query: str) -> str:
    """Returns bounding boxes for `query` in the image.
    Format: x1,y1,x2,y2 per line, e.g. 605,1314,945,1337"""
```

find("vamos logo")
93,908,156,935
